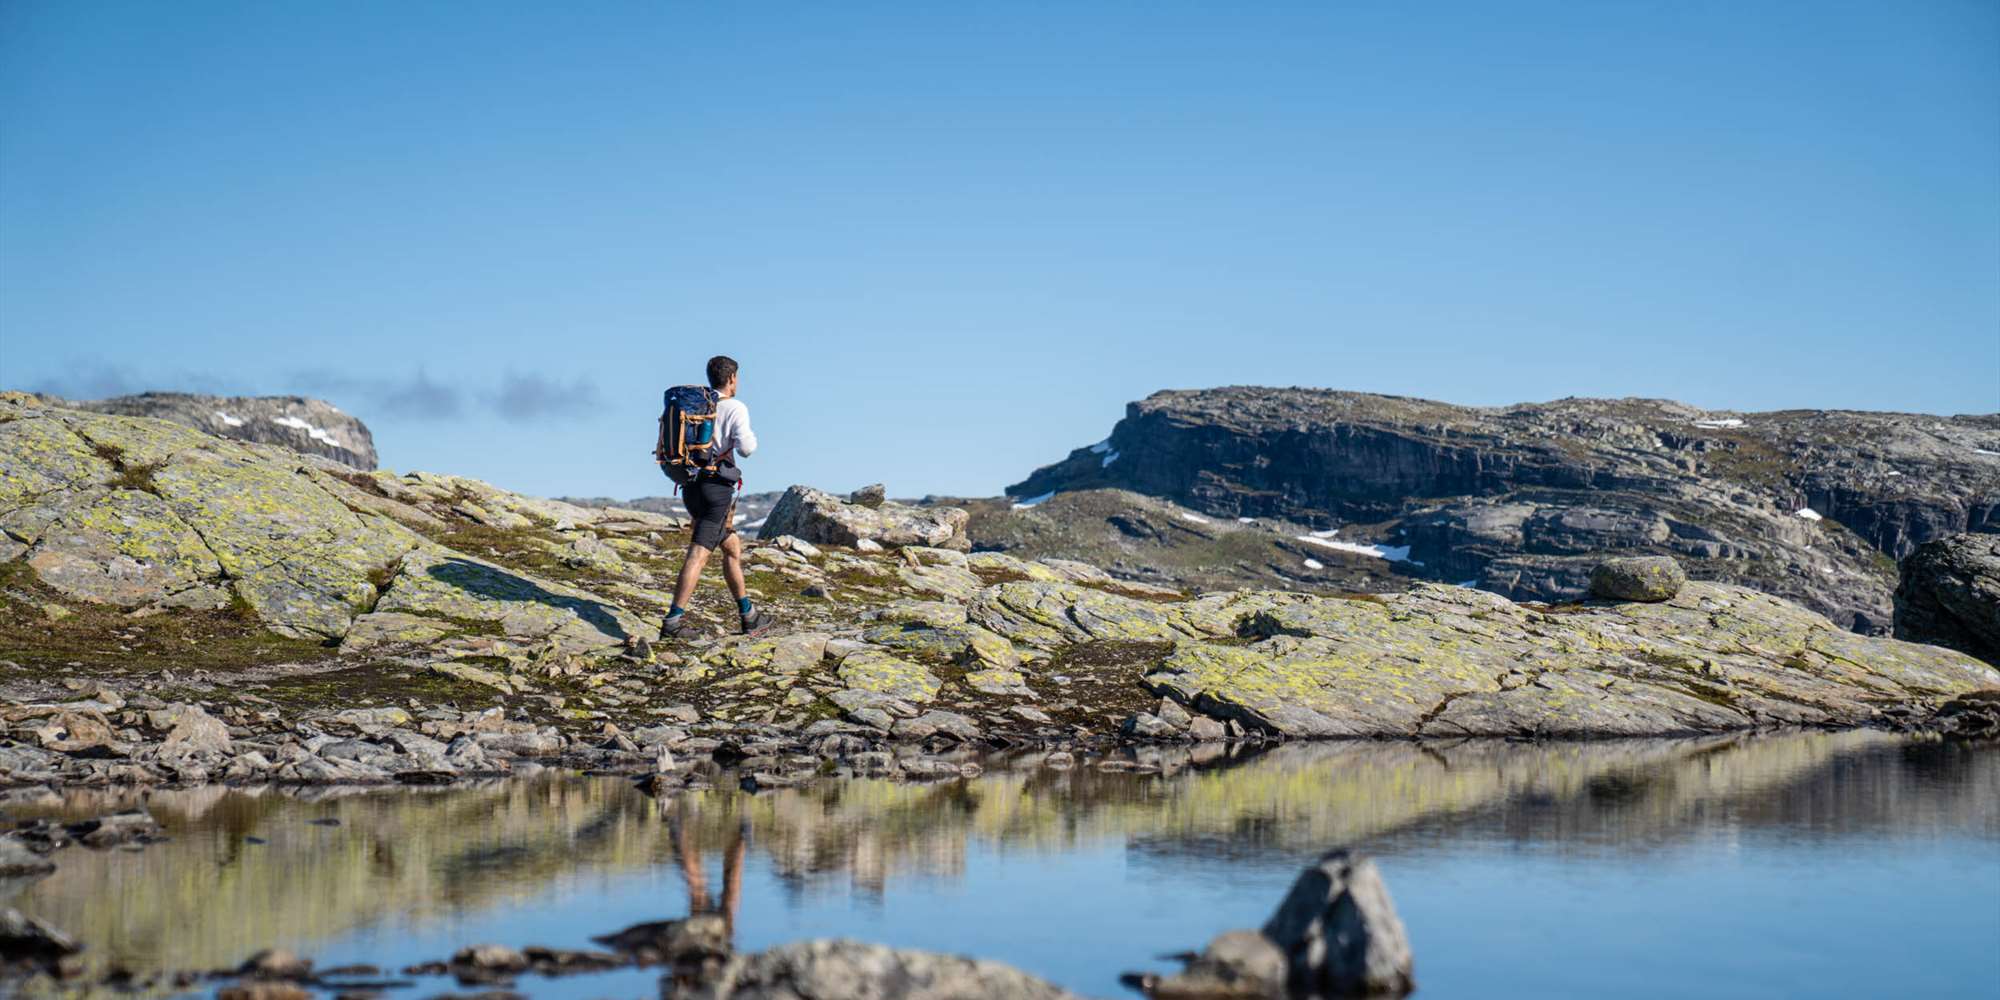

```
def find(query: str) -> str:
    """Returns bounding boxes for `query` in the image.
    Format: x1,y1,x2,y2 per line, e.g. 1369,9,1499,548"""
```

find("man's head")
706,355,739,395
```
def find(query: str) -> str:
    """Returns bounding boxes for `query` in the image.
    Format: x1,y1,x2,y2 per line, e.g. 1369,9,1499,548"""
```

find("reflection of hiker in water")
670,804,748,934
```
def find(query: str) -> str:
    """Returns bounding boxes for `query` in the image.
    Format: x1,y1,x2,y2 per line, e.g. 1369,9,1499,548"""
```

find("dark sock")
667,605,685,619
738,598,754,616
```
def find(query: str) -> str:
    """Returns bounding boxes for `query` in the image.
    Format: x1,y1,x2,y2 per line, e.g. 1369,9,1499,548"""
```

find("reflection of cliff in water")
3,732,1992,975
1124,731,2000,867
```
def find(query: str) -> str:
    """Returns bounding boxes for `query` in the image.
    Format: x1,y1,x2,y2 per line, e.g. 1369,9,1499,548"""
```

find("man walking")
661,355,773,639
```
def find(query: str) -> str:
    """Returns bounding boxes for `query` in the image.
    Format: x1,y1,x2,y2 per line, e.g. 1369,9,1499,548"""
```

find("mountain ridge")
1005,387,2000,630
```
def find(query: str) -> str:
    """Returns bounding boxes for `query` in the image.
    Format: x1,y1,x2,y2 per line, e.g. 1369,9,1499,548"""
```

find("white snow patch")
1975,449,2000,457
1178,512,1210,525
741,517,768,530
213,411,244,428
273,415,340,447
1303,558,1325,570
1885,470,1902,477
1100,449,1120,468
1237,517,1255,524
1298,535,1413,562
1692,418,1745,429
1456,579,1480,588
1308,528,1339,538
1012,492,1055,510
1796,507,1823,521
1087,439,1111,454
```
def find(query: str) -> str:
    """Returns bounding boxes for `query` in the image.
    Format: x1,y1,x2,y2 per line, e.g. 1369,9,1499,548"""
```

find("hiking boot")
739,608,774,636
660,614,688,640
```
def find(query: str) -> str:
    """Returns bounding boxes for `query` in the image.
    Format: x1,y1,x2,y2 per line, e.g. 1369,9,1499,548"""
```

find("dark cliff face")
1894,533,2000,665
1007,388,2000,631
67,392,378,470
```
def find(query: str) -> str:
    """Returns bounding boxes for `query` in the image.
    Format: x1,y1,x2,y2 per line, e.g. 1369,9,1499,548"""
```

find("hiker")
657,355,773,638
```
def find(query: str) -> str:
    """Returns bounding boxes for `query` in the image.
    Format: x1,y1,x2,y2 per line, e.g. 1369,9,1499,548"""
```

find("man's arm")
729,400,757,458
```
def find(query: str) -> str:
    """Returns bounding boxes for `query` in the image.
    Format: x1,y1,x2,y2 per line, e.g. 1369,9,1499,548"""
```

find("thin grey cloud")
291,369,466,420
23,361,233,401
489,371,602,423
17,359,600,424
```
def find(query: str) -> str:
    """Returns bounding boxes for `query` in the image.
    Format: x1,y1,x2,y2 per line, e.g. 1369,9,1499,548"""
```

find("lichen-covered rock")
366,544,650,653
1895,532,2000,664
24,489,228,609
1131,582,2000,738
866,600,969,629
834,648,942,703
896,563,984,602
965,551,1066,583
970,581,1198,648
757,485,969,550
1590,556,1687,602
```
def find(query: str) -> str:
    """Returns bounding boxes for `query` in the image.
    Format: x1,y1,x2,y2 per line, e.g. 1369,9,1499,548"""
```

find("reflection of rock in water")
6,733,1994,980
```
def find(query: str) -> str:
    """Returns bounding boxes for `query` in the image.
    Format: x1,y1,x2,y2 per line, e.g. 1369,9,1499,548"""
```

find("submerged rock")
688,938,1086,1000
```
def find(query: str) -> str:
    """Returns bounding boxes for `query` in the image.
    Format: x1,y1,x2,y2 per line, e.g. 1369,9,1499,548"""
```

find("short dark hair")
706,355,738,390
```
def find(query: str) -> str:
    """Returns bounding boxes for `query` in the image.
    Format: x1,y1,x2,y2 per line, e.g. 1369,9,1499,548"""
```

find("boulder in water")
1141,847,1413,998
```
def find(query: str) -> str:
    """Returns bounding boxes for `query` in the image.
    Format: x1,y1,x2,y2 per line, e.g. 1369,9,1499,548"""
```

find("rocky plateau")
0,391,1994,797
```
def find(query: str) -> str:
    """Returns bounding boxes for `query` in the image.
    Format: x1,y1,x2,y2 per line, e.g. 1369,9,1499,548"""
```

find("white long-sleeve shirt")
715,397,757,462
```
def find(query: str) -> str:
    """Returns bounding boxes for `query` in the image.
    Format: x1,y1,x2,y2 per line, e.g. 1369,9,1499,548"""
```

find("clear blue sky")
4,1,1996,499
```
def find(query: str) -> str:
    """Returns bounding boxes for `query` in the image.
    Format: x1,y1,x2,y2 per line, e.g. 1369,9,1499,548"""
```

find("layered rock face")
61,392,378,470
1009,388,2000,631
1895,533,2000,664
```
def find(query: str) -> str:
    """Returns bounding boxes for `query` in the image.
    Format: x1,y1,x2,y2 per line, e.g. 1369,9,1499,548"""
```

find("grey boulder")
1588,556,1687,602
1148,847,1413,998
759,485,969,550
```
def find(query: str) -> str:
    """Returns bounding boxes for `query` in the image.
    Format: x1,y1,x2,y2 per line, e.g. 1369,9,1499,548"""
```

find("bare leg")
719,532,747,601
672,543,713,610
672,810,710,914
721,819,747,934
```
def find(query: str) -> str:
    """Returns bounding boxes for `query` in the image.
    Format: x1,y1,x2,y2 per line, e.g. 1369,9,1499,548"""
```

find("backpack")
654,386,738,487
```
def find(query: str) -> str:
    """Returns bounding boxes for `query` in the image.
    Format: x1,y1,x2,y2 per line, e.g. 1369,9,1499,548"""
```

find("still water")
6,731,1998,999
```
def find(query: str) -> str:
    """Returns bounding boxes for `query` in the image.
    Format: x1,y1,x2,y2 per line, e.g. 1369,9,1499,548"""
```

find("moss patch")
0,559,336,677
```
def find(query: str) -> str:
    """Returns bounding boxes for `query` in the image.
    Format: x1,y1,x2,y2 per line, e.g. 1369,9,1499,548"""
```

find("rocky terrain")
47,391,380,470
0,391,1995,792
1005,388,2000,632
563,490,785,535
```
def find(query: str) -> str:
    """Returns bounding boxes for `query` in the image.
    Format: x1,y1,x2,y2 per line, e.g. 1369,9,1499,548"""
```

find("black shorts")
683,478,737,549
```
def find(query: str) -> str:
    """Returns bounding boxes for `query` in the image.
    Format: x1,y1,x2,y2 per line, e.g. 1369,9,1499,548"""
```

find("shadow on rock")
425,557,630,642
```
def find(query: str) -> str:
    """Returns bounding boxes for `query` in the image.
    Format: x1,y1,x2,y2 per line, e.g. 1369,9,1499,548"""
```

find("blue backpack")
654,385,734,487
